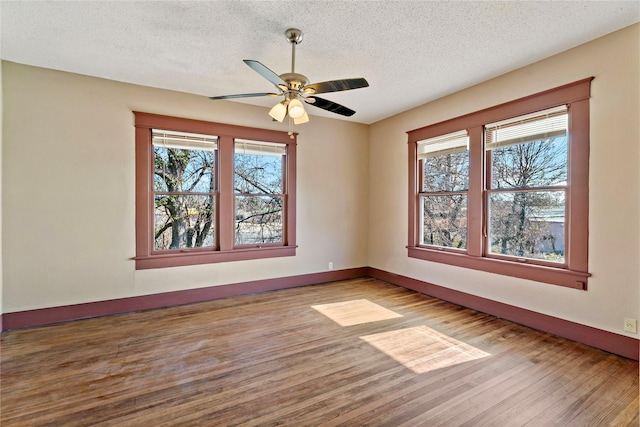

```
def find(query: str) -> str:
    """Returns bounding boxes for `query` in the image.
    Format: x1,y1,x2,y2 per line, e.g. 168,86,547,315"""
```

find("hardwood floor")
1,278,638,426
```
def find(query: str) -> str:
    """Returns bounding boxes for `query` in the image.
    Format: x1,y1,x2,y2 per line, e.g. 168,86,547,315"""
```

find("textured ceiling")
1,1,638,124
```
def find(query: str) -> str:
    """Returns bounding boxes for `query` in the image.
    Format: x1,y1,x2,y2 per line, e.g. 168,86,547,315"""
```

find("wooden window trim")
134,112,296,270
407,78,593,289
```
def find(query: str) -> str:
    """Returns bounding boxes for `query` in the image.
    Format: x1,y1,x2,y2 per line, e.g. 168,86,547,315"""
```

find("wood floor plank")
339,331,553,426
1,278,637,426
456,341,594,426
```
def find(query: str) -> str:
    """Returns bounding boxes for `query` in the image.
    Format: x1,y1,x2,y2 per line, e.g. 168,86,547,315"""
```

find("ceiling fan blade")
243,60,287,87
304,78,369,95
209,92,280,100
305,96,356,117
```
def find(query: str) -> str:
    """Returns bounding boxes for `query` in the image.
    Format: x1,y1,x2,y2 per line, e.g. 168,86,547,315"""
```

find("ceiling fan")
209,28,369,125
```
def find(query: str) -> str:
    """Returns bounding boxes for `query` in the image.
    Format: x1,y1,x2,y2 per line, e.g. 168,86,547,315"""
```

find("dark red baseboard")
367,268,639,361
1,267,368,332
2,266,637,361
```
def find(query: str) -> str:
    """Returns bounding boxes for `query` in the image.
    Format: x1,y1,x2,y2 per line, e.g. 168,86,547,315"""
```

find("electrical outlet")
623,318,637,334
328,262,334,270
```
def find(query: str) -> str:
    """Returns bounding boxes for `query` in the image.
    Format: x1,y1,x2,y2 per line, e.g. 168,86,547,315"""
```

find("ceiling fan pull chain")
288,116,294,139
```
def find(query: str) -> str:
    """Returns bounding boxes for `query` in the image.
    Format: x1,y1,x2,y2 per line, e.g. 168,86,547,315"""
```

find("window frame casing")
134,112,297,270
407,78,592,289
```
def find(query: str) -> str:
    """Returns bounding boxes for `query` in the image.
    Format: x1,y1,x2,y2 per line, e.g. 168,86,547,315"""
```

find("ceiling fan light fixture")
269,101,288,122
293,110,309,125
288,98,306,119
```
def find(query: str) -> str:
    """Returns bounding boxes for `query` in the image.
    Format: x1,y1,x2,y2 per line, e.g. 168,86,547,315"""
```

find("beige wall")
0,57,3,319
2,24,638,340
368,23,640,338
1,62,369,311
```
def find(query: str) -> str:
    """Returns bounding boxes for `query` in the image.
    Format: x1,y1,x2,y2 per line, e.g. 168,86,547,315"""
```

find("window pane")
235,142,284,194
235,196,283,245
154,195,215,250
419,130,469,192
421,195,467,249
486,107,568,190
154,147,216,192
489,191,565,262
489,136,567,189
422,150,469,192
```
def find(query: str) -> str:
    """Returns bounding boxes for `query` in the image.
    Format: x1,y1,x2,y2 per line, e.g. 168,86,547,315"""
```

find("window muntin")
234,140,286,246
418,130,469,249
152,130,218,251
485,106,568,264
407,78,592,289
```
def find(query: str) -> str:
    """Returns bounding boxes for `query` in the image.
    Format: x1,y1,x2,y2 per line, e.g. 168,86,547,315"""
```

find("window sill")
135,246,296,270
407,247,589,289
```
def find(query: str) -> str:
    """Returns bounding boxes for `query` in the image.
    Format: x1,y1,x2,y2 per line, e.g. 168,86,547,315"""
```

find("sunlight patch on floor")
360,325,490,373
311,299,403,326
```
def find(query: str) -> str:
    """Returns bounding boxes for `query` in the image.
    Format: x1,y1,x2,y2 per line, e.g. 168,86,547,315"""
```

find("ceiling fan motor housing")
279,72,309,92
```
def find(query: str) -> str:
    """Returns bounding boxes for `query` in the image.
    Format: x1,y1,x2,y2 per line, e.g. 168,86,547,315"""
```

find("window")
135,113,296,269
234,140,286,246
408,78,592,289
153,130,218,251
485,106,568,264
419,130,469,249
